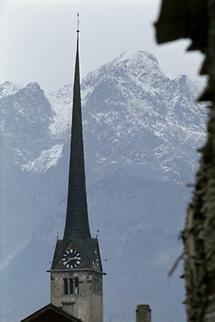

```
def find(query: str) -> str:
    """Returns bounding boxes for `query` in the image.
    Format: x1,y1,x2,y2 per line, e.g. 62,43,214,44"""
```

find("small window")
63,278,68,295
74,277,79,295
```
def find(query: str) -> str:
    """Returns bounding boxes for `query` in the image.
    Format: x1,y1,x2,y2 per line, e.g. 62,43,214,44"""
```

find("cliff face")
155,2,215,322
0,51,207,322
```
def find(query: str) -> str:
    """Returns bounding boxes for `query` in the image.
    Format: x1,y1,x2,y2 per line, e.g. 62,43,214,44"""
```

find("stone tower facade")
50,25,103,322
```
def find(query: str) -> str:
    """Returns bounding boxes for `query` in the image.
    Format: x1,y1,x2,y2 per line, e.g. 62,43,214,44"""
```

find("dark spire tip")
63,14,91,240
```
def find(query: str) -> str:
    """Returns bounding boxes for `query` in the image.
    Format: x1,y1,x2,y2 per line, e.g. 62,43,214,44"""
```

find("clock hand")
65,257,79,265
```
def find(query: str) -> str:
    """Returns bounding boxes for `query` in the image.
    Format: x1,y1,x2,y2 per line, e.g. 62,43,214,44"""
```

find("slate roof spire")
63,15,91,240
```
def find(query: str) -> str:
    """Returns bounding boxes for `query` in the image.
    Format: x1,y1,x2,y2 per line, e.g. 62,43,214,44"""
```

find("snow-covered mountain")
0,51,207,322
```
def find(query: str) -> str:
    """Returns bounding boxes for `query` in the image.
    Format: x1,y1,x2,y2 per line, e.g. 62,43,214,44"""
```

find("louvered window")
63,278,78,295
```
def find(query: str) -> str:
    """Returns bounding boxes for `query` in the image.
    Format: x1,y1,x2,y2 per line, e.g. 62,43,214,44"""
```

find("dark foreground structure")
155,1,215,322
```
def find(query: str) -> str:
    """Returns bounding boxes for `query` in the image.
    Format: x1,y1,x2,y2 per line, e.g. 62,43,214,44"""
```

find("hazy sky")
0,0,205,91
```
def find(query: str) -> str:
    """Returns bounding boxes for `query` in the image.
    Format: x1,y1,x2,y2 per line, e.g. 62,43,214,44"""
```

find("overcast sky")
0,0,205,91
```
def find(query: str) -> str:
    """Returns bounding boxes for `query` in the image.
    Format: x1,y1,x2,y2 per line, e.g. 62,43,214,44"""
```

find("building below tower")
20,303,81,322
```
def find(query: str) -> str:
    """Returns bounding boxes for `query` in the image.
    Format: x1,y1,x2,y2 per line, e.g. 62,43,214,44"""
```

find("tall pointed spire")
63,15,91,240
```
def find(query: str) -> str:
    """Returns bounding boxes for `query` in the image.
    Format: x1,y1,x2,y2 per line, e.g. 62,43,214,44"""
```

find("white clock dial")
62,248,81,269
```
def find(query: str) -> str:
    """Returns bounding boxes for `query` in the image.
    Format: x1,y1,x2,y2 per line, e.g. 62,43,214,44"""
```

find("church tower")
50,19,103,322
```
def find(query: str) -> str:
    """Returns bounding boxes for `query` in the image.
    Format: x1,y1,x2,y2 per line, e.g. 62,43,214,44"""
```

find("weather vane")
77,12,80,33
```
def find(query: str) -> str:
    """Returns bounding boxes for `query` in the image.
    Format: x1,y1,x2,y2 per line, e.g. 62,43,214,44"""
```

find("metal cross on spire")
77,13,80,35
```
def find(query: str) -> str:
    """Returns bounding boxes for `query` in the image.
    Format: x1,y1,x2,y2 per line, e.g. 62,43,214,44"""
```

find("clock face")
62,248,81,269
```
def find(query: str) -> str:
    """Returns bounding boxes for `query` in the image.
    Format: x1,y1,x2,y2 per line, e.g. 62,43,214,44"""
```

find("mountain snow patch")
22,144,63,173
0,81,21,97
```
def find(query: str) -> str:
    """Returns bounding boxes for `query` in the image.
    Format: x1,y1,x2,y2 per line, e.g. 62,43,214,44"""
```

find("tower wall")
51,270,103,322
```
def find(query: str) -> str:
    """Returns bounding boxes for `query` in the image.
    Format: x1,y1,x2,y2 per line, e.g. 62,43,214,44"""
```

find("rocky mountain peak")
111,50,160,71
26,82,42,91
0,81,20,97
82,51,164,92
0,81,54,166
